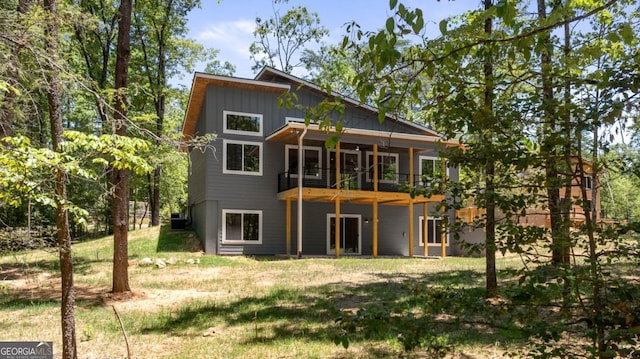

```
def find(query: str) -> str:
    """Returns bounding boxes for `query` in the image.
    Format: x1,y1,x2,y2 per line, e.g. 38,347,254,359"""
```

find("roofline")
255,66,443,137
180,72,291,151
265,122,460,147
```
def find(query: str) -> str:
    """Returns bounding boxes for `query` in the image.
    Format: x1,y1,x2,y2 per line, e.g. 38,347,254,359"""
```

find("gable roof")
255,66,442,137
181,67,445,150
180,72,290,150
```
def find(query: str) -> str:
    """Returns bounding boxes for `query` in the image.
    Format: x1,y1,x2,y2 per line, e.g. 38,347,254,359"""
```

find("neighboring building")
516,158,601,228
181,67,466,257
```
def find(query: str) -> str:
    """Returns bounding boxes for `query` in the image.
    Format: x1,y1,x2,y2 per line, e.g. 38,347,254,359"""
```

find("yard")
1,226,633,358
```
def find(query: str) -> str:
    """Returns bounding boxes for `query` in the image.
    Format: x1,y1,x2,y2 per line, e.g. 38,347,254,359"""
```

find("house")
515,158,602,228
181,67,467,257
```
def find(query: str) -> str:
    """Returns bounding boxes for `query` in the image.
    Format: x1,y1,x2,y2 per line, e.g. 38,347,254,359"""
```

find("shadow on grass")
155,225,202,253
138,268,528,355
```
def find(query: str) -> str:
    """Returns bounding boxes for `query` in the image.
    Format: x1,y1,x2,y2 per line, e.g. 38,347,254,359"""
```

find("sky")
183,0,481,81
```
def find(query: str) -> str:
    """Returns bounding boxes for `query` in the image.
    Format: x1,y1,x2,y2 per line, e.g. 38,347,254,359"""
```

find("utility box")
170,213,186,230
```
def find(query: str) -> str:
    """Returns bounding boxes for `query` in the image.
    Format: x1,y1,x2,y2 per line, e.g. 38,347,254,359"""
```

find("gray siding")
187,73,460,257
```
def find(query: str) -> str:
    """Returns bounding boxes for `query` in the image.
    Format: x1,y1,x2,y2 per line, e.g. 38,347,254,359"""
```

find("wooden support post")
441,160,447,258
408,148,414,257
440,216,446,258
409,202,414,257
373,200,378,257
335,198,341,258
335,141,341,258
423,203,428,257
373,144,378,192
286,197,291,256
409,148,414,186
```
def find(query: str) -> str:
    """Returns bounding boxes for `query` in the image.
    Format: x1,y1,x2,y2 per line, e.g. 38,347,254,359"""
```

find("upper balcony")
277,169,445,205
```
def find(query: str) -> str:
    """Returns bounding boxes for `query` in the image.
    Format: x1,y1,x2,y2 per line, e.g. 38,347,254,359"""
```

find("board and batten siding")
188,75,452,255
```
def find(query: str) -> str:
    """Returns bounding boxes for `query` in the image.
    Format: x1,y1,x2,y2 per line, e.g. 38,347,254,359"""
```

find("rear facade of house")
182,67,472,257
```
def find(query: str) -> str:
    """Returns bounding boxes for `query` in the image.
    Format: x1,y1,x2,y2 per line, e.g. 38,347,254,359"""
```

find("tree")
132,0,197,227
111,0,132,294
43,0,77,356
249,0,328,73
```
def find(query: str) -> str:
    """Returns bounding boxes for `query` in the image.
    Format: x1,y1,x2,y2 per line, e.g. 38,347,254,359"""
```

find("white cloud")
195,19,257,76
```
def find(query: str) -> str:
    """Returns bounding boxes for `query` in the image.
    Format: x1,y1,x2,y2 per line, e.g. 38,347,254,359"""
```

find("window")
222,210,262,244
223,110,263,136
223,140,263,175
419,156,447,185
366,152,399,183
583,176,593,190
285,145,321,177
419,216,447,246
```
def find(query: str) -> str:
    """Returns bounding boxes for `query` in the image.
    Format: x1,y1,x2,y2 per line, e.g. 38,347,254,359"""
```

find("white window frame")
419,155,449,185
285,116,305,124
285,144,322,178
366,151,399,183
223,139,263,176
223,110,263,136
419,216,448,247
222,209,263,244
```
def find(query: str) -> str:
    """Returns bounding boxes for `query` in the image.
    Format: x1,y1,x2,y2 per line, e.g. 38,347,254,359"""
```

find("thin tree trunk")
43,0,77,357
537,0,565,265
111,0,132,294
0,0,31,138
561,8,572,265
483,0,497,298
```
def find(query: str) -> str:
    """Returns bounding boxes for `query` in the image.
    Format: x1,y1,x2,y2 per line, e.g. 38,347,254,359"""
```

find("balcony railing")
277,169,437,193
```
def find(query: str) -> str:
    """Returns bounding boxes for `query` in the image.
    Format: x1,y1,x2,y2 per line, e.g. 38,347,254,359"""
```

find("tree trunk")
0,0,31,138
483,0,498,298
111,0,132,294
537,0,565,265
43,0,77,357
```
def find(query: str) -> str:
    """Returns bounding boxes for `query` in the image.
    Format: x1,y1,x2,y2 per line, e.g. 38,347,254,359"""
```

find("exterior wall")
187,72,455,256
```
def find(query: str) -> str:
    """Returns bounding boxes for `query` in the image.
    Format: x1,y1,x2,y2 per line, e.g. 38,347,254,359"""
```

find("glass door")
328,150,361,190
327,214,361,255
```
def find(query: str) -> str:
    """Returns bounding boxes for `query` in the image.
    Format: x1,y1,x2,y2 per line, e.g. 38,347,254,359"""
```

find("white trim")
285,144,322,178
419,216,448,247
222,139,263,176
223,110,263,136
326,213,362,255
366,151,399,183
222,209,263,244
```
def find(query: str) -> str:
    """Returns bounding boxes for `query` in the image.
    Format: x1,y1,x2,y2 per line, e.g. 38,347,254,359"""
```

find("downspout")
297,127,308,258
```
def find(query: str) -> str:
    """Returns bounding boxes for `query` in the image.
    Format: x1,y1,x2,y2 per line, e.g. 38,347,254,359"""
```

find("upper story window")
419,156,448,186
223,139,263,176
366,152,399,183
285,145,322,178
223,110,263,136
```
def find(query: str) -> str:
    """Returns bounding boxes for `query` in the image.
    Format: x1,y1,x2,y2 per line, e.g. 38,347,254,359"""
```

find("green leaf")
620,22,634,45
386,17,395,33
389,0,397,10
439,19,447,35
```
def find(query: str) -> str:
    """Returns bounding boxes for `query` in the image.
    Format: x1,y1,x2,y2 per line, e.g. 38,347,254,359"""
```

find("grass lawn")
0,226,541,358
